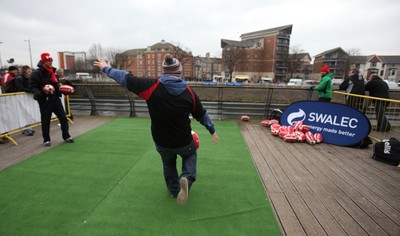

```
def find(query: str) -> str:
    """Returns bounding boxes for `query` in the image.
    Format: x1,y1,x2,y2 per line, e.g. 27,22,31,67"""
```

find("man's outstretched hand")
212,132,219,144
93,58,110,70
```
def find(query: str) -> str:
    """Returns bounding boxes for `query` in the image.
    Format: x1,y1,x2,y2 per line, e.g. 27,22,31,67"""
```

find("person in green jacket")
310,65,333,102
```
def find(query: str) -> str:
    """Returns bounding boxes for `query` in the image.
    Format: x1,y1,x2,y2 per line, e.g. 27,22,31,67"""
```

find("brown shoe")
177,177,189,206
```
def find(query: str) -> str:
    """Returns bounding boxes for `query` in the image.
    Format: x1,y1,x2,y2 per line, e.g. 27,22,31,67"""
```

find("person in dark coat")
15,65,35,136
15,65,33,93
29,53,74,146
94,54,220,206
339,68,365,111
365,74,391,132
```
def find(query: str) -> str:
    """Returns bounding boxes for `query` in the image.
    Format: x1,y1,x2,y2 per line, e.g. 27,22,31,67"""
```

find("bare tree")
87,43,104,60
170,42,191,64
104,47,125,69
345,48,361,75
224,47,246,81
75,58,85,71
286,45,305,79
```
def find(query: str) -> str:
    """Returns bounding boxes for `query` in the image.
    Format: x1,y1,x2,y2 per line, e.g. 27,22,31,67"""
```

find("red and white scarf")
43,65,58,83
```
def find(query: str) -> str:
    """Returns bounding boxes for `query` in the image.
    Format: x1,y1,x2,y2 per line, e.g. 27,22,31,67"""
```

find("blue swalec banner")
281,101,371,146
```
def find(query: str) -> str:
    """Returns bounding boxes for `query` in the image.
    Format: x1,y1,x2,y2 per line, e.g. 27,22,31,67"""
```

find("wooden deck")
1,116,399,235
240,122,400,236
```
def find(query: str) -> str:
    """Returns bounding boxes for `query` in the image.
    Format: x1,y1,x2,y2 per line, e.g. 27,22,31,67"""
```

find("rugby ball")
42,84,55,94
241,115,250,121
314,133,323,143
191,131,200,149
60,85,74,95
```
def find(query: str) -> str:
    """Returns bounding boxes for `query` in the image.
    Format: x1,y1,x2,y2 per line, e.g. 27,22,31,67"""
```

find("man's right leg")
39,101,53,145
156,144,180,198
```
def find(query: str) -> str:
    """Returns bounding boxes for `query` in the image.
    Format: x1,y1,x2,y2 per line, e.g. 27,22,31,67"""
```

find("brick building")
117,40,194,79
57,51,87,71
313,47,347,80
193,53,222,81
221,25,292,82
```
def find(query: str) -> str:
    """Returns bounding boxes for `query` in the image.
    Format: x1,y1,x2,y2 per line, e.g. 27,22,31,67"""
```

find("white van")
76,72,93,80
287,78,303,86
260,77,273,85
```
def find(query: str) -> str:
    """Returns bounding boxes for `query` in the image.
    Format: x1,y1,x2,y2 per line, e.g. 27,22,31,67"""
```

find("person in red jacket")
94,54,219,205
1,66,18,93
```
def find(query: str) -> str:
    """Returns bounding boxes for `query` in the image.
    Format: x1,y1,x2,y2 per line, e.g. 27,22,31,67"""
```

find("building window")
371,62,377,67
380,70,384,76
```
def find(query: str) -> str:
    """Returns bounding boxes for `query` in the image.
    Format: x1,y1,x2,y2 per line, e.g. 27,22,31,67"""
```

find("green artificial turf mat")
0,118,280,236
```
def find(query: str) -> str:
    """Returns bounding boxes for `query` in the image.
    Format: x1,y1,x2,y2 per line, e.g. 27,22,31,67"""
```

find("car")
384,80,399,90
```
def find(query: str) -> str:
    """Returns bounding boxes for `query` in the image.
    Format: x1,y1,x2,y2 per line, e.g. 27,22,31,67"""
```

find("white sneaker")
177,177,189,205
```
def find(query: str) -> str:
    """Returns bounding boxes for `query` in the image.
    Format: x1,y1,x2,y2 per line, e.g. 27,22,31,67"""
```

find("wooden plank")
240,124,282,193
285,192,327,236
240,123,400,236
269,192,306,236
329,144,400,192
316,144,400,214
335,196,389,236
318,195,367,235
252,125,315,195
301,193,347,235
246,124,298,193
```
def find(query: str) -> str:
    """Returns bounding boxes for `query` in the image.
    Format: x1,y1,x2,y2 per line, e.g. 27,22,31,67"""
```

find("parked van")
76,72,93,80
234,75,250,84
287,78,303,86
260,77,273,85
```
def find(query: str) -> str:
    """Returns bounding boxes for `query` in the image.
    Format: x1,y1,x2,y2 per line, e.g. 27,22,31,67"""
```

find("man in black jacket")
365,74,391,132
29,53,73,146
94,54,219,205
339,68,365,111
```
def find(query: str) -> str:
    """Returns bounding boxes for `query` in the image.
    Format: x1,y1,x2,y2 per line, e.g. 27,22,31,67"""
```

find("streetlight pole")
0,42,3,69
24,39,33,68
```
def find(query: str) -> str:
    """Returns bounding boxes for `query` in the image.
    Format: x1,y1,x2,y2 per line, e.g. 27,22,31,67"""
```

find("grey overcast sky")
0,0,399,68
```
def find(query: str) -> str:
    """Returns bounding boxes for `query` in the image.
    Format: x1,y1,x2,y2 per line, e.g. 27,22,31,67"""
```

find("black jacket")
15,75,32,93
339,74,365,95
29,62,61,103
365,78,390,99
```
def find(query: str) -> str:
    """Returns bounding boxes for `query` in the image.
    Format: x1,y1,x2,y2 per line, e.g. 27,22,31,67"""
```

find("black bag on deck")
372,138,400,166
350,136,372,149
270,109,283,121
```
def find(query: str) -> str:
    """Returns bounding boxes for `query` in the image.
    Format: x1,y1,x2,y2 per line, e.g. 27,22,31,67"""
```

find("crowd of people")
0,53,74,145
308,65,392,132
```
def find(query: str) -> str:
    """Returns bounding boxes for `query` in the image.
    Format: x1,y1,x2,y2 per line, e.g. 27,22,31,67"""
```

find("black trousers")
374,100,391,131
38,95,70,142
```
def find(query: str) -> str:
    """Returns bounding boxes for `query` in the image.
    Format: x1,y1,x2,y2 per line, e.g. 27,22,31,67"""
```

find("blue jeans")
155,141,197,197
